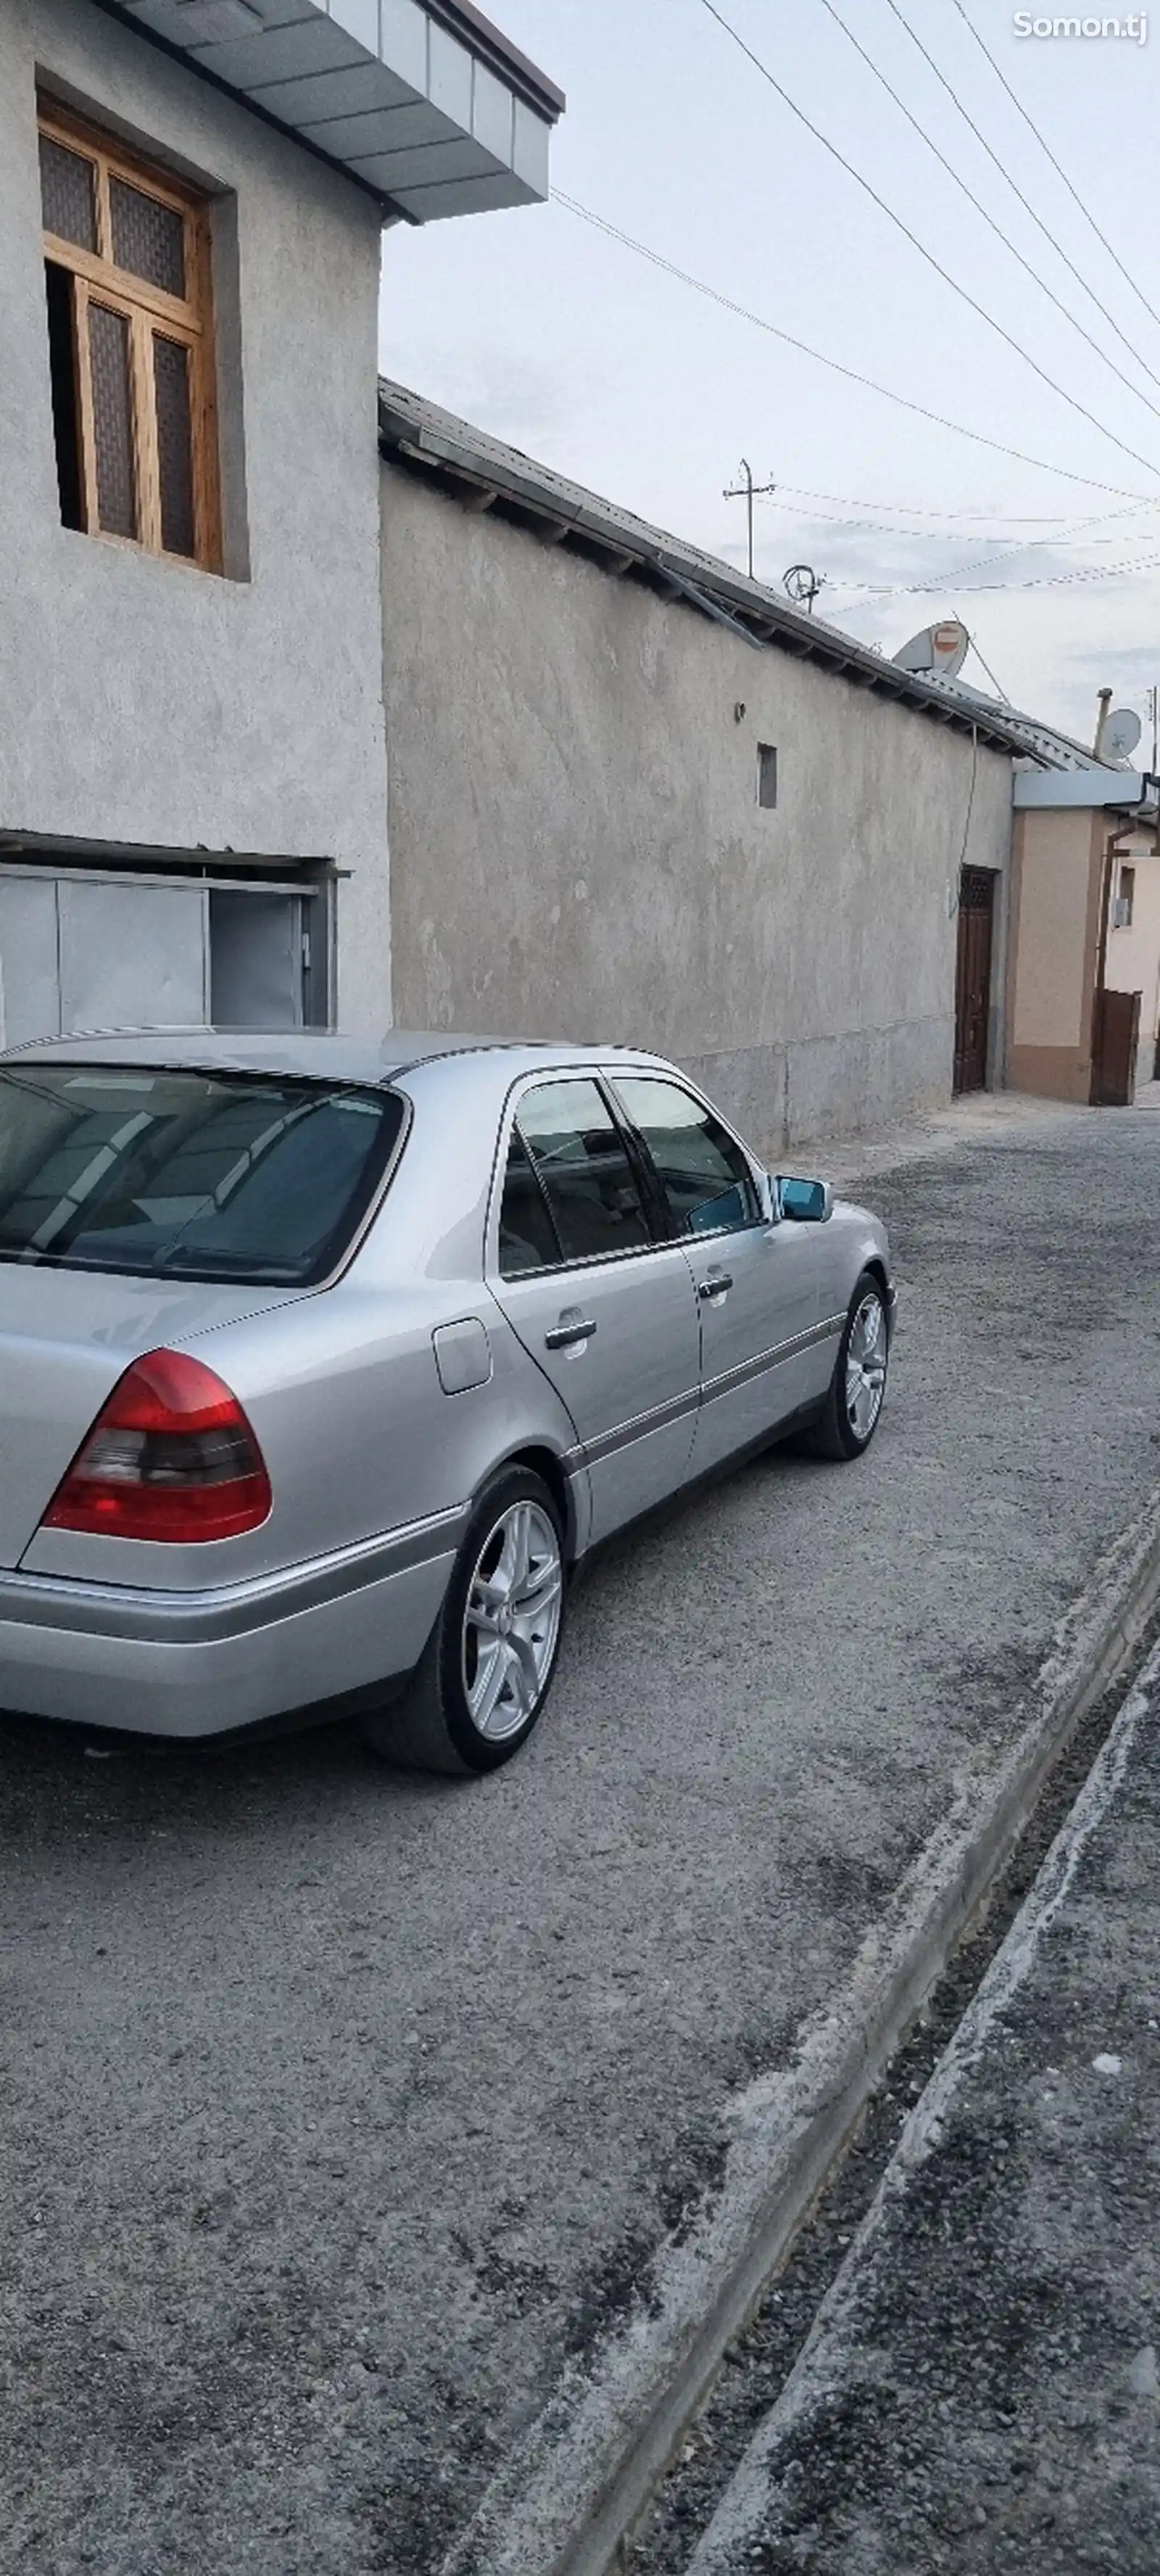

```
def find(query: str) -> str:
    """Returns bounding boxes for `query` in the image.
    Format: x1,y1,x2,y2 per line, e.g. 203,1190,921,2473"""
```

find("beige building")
1105,826,1160,1084
1005,764,1159,1107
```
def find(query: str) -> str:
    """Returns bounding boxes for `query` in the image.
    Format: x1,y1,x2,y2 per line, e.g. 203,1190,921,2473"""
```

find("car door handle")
545,1318,597,1350
697,1273,733,1300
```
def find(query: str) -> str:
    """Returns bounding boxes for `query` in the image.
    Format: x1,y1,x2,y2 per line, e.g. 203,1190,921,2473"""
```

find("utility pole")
1148,682,1158,775
723,460,776,582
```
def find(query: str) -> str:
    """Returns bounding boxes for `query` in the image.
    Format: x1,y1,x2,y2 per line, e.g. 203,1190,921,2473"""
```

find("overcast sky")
378,0,1160,746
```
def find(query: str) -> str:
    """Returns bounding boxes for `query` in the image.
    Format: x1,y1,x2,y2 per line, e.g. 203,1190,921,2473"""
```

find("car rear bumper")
0,1507,466,1737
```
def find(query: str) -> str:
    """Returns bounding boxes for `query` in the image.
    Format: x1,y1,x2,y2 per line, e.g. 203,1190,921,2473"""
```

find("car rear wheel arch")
361,1458,568,1775
495,1443,576,1566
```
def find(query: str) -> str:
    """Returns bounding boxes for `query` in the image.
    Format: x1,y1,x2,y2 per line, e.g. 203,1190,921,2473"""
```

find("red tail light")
44,1348,272,1543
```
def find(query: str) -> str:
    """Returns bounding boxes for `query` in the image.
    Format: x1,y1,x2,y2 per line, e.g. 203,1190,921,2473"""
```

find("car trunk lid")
0,1267,304,1568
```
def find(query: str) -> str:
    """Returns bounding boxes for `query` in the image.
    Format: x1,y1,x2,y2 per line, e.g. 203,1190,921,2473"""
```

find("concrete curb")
686,1632,1160,2572
439,1483,1160,2576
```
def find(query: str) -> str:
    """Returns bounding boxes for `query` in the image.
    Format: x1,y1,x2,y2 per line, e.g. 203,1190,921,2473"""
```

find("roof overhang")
378,381,1038,757
103,0,563,220
1014,767,1155,811
0,828,334,873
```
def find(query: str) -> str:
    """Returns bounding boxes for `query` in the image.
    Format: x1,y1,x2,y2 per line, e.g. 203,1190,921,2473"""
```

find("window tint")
615,1077,761,1238
498,1127,560,1276
0,1065,402,1284
515,1079,650,1265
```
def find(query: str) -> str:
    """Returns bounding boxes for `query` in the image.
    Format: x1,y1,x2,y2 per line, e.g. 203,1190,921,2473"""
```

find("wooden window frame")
38,97,223,572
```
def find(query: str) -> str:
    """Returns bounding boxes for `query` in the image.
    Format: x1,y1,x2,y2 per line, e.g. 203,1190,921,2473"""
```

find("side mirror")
775,1174,833,1223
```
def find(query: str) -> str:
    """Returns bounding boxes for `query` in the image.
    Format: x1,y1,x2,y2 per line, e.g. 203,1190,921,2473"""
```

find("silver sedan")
0,1032,893,1773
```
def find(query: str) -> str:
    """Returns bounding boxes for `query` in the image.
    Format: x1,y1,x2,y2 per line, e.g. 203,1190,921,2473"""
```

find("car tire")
360,1465,568,1777
795,1269,890,1462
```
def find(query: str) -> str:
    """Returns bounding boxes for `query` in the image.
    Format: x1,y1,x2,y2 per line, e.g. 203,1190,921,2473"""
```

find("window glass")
154,336,195,557
88,303,137,539
498,1127,560,1276
615,1077,761,1238
110,177,186,296
39,136,96,250
515,1079,650,1265
0,1065,402,1284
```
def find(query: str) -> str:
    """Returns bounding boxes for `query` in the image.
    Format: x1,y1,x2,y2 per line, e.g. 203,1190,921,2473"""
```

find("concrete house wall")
380,457,1014,1152
1,0,390,1029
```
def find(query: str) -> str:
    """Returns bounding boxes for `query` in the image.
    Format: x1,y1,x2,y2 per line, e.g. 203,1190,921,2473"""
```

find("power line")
754,494,1158,544
551,191,1152,500
948,0,1160,342
971,543,1160,589
774,480,1137,520
798,495,1146,602
869,497,1144,589
827,543,1160,594
696,0,1160,481
814,0,1160,426
881,0,1160,402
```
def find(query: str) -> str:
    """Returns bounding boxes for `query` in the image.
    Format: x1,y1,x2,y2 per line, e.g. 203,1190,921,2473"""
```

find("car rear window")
0,1064,404,1284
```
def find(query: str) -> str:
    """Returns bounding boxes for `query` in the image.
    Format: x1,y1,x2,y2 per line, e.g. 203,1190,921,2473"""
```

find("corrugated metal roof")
919,673,1159,813
378,379,1042,755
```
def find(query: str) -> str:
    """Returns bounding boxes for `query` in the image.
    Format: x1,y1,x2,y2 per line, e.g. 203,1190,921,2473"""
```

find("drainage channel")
624,1604,1160,2576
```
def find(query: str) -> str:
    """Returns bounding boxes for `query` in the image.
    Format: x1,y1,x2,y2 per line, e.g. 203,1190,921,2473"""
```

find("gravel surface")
682,1642,1160,2576
4,1095,1160,2576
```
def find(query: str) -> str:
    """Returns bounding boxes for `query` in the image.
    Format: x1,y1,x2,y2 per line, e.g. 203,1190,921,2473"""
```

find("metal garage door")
0,870,320,1049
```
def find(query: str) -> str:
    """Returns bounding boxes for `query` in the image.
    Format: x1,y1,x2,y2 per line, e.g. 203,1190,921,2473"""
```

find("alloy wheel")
845,1291,888,1442
462,1500,563,1741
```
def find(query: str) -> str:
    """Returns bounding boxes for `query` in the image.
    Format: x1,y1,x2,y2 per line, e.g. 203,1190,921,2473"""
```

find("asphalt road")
685,1637,1160,2576
5,1095,1160,2576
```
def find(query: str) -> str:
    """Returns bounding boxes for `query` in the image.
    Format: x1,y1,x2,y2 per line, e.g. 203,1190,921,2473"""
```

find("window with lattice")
38,101,220,571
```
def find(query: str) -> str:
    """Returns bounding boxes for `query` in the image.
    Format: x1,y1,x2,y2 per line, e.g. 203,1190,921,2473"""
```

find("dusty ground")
684,1646,1160,2576
4,1093,1160,2576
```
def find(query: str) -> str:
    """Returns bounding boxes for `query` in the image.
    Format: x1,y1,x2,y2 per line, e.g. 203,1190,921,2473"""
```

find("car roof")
0,1028,671,1085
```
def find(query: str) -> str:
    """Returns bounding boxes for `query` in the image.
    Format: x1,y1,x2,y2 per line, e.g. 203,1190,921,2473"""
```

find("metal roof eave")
1014,767,1159,814
378,386,1037,757
100,0,562,223
419,0,563,115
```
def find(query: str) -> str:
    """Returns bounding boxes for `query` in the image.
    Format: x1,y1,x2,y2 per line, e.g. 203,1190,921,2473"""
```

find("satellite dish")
784,562,824,612
1102,707,1143,763
892,618,969,681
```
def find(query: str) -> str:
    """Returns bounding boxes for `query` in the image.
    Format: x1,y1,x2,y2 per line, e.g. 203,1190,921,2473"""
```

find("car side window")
509,1078,651,1267
614,1076,761,1239
498,1128,561,1276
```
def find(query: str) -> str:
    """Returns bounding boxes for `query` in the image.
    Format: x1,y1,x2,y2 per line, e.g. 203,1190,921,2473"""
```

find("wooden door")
1091,986,1141,1106
953,868,995,1094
